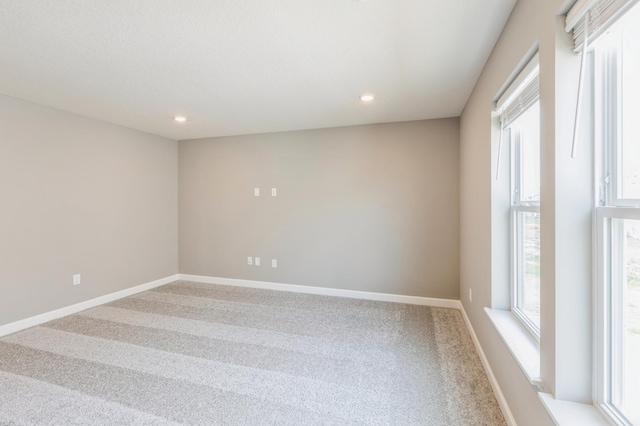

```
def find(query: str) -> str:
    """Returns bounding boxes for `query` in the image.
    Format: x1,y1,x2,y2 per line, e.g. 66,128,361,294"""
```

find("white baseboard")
0,274,179,338
178,274,461,309
460,304,517,426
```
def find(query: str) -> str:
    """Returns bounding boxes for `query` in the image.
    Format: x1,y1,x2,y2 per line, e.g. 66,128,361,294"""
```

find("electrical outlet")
247,257,253,265
73,274,81,286
272,259,277,268
469,288,473,302
271,188,277,197
254,188,260,197
255,257,260,266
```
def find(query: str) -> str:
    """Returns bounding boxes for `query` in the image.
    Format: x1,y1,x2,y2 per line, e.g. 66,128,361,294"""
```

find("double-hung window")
579,1,640,424
497,55,541,337
509,101,541,335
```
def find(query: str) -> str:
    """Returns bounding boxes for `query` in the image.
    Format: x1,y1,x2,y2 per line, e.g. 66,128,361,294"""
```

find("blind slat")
495,53,539,128
566,0,640,50
502,75,540,128
496,53,539,111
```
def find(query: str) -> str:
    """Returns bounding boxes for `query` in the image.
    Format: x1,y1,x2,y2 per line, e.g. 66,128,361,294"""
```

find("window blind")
496,53,539,129
494,53,539,179
501,75,539,128
566,0,638,157
566,0,640,50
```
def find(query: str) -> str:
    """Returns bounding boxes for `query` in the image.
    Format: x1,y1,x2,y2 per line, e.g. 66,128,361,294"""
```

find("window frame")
595,208,640,426
508,108,541,340
593,19,640,425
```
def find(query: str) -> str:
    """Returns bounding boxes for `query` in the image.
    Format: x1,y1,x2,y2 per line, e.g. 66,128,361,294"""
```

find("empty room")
1,0,639,425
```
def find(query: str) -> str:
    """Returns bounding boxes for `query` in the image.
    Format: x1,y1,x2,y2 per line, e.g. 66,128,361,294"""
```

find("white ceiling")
0,0,516,140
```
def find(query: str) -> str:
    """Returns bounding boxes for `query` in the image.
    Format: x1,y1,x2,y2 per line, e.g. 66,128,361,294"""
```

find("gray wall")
179,119,460,299
0,94,179,327
459,0,587,423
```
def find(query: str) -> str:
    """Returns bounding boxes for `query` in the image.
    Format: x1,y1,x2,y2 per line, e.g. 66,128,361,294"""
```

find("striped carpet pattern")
0,281,506,425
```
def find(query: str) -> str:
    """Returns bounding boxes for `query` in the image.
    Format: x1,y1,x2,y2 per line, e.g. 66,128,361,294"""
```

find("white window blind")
500,75,539,129
566,0,639,158
494,53,539,180
566,0,640,50
496,53,539,129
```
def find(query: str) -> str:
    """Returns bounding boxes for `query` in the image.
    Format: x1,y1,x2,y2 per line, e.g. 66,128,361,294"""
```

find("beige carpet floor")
0,281,506,425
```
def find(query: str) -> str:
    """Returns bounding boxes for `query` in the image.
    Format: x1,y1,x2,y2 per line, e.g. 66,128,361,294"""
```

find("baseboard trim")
178,274,461,309
460,304,517,426
0,274,179,338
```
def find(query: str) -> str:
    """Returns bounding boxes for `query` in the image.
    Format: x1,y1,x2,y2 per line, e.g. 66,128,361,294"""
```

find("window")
592,3,640,424
509,101,541,337
496,55,541,337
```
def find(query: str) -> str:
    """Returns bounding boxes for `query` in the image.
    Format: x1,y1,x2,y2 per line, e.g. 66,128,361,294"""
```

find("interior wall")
460,0,582,424
179,119,460,299
0,94,179,327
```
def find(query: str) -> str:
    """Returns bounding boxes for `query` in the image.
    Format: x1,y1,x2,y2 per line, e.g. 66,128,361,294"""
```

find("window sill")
485,308,613,425
485,307,543,389
539,394,612,426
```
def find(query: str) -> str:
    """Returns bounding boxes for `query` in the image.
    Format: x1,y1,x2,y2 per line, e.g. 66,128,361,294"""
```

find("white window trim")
600,30,640,208
510,123,541,340
485,307,542,387
510,207,541,340
594,207,640,426
593,18,640,423
539,393,613,426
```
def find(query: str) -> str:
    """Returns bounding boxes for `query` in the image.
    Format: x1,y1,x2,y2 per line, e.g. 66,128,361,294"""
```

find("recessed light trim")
360,94,375,102
174,116,187,122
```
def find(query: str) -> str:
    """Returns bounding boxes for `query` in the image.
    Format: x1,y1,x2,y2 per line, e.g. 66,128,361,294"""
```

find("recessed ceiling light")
174,116,187,122
360,94,375,102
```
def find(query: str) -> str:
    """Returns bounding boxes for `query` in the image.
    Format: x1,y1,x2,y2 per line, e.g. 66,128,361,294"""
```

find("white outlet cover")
254,188,260,196
73,274,81,285
271,188,277,197
247,257,253,265
255,257,260,266
272,259,277,268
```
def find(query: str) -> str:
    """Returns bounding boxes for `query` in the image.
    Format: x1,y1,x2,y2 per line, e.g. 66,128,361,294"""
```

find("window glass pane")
510,101,540,203
515,211,540,329
509,96,540,333
620,5,640,199
611,219,640,424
